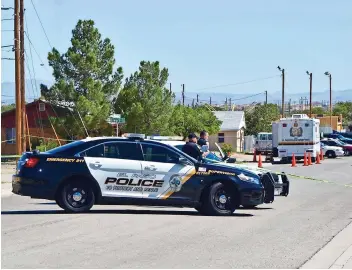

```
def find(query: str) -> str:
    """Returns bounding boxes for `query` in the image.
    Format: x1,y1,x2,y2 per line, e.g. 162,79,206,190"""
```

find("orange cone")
291,153,297,167
320,149,324,161
308,153,312,165
253,150,257,162
303,152,308,166
258,154,263,168
316,151,321,164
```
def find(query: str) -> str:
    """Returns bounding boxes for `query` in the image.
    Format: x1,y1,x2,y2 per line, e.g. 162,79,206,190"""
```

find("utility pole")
169,83,172,94
14,0,22,155
277,66,285,117
196,94,199,103
209,96,212,105
265,90,267,105
229,98,232,111
325,72,332,127
306,71,313,118
181,84,185,106
20,0,26,152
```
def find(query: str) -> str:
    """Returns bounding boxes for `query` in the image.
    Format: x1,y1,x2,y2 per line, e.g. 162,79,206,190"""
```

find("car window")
81,144,105,157
104,142,143,160
80,142,143,160
141,143,180,163
268,134,272,140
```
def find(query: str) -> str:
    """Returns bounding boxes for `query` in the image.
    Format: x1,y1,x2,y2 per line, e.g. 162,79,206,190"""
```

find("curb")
300,222,352,269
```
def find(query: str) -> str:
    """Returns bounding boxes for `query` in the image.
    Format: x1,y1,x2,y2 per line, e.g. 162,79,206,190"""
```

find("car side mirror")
226,157,236,163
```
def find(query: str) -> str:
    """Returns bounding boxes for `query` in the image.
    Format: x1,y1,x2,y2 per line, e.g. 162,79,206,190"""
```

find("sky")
1,0,352,100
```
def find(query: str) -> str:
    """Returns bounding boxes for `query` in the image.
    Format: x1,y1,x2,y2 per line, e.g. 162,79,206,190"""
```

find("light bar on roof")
126,133,145,139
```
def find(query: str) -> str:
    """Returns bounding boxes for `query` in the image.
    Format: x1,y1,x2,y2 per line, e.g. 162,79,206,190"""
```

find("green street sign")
116,118,125,123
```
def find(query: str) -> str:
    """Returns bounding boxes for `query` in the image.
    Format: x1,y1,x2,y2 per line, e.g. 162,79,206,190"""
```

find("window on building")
218,133,225,143
5,128,16,144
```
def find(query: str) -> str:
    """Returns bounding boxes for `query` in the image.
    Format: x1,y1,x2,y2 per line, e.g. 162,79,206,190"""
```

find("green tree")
333,102,352,126
291,107,326,115
1,103,16,113
42,19,123,138
169,104,222,139
245,103,280,135
115,61,174,135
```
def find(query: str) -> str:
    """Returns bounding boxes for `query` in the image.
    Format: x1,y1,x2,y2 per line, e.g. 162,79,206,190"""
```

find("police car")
12,134,279,216
156,140,290,207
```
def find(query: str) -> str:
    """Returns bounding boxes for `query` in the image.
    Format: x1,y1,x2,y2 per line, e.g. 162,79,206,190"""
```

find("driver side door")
139,142,196,201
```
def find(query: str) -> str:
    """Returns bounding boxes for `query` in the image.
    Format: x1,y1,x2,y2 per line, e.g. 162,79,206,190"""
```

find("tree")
115,61,174,135
1,103,16,113
245,103,280,135
290,107,326,115
333,102,352,126
42,20,123,138
169,104,222,139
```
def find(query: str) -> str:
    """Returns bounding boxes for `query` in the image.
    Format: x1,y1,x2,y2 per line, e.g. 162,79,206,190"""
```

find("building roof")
213,111,246,131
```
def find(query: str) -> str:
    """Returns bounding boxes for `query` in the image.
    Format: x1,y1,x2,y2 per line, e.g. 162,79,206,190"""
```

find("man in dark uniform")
198,130,209,148
182,133,202,160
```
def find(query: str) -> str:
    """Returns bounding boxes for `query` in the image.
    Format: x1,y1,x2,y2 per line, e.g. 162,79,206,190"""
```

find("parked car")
320,138,352,155
320,142,344,158
324,134,352,144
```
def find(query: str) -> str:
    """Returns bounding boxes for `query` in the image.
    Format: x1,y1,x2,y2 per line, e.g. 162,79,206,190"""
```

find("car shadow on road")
1,209,254,217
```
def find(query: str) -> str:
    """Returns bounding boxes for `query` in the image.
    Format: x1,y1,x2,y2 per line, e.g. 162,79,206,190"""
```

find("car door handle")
90,161,102,168
144,165,156,171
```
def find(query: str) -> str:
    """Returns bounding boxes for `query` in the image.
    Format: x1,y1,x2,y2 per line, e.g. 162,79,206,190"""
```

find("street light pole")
277,66,285,117
306,71,313,118
325,72,332,128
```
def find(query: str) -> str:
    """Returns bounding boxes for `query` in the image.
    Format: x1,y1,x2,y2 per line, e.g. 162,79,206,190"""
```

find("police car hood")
201,162,259,179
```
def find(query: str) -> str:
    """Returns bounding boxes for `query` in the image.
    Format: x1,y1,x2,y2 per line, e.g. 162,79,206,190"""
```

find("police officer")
198,130,209,148
182,133,209,161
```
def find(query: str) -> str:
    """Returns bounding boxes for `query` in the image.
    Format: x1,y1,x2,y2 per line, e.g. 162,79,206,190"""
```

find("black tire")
326,150,336,158
55,198,65,210
199,182,236,216
242,205,258,209
58,180,95,213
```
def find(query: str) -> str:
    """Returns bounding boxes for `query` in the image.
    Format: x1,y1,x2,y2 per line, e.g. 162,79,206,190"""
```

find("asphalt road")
2,157,352,268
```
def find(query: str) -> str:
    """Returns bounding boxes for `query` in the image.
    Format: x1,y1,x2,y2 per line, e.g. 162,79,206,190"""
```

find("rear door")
139,142,196,200
81,141,144,198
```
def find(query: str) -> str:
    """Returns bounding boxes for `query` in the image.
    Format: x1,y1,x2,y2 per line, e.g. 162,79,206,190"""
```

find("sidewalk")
301,222,352,269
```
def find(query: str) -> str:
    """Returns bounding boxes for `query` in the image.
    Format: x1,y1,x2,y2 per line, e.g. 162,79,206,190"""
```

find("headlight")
237,173,260,184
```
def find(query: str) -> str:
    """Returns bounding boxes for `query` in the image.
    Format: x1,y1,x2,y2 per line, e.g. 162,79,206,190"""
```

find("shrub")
35,139,59,152
221,143,233,155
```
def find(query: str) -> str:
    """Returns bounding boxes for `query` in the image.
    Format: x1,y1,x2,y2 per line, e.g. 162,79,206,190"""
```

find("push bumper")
240,189,264,206
12,175,55,200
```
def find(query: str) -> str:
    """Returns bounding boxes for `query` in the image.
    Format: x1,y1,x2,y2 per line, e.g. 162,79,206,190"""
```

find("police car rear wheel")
201,182,236,216
60,181,95,213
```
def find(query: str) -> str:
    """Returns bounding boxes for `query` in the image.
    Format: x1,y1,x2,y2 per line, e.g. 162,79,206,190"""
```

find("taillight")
24,157,39,168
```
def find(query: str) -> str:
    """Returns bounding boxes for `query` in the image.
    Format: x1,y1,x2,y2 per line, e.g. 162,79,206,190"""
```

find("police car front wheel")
200,182,236,216
59,180,95,213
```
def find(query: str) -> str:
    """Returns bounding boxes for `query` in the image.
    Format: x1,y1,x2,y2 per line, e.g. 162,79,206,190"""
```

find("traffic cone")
303,152,308,166
308,153,312,165
291,153,297,167
320,149,324,161
316,151,321,164
258,154,263,168
253,150,257,162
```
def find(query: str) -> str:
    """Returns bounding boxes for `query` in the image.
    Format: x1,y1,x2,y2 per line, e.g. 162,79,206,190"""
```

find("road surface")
2,157,352,268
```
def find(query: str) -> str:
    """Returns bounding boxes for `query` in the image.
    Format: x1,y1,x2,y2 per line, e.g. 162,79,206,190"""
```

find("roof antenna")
76,110,89,137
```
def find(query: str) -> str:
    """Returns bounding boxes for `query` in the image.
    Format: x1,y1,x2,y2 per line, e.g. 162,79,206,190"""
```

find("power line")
23,30,49,71
193,75,281,92
30,0,53,49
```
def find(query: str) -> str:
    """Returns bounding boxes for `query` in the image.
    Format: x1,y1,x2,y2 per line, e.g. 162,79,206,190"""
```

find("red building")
1,99,68,155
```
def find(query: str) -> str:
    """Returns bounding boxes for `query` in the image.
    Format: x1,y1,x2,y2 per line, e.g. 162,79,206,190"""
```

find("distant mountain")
173,89,352,106
2,80,351,106
1,80,53,104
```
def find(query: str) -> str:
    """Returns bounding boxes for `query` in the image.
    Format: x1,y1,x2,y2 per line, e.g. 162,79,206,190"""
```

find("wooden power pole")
307,71,313,118
14,0,22,155
181,84,185,106
20,0,26,152
277,66,285,117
